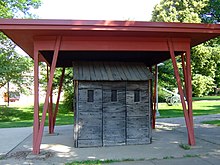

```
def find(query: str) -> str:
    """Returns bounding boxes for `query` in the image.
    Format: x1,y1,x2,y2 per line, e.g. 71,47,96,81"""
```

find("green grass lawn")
202,120,220,126
0,102,73,128
0,97,220,128
158,101,220,118
192,95,220,101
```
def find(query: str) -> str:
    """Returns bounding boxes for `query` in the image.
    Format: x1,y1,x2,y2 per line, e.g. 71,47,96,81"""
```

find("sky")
31,0,161,21
17,0,160,55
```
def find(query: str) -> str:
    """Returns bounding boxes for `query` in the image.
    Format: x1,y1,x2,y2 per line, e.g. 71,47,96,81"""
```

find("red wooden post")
49,75,53,134
52,67,65,133
152,65,157,129
46,65,54,134
33,47,39,154
181,53,188,100
186,47,195,145
167,39,195,145
34,36,62,154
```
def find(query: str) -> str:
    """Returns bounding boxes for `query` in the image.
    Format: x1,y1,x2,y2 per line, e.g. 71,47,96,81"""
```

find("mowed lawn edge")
0,99,220,128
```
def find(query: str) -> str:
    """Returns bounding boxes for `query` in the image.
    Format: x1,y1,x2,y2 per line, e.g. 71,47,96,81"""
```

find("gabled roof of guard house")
73,62,152,81
1,19,220,67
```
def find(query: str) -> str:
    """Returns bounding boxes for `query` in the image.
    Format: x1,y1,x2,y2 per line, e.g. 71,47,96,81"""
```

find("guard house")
1,19,220,154
73,62,153,147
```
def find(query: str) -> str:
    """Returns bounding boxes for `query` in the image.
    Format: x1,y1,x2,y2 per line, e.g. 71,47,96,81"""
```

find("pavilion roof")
0,19,220,67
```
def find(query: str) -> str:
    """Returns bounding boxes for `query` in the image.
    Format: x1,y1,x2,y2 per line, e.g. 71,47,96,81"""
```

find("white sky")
32,0,160,21
18,0,160,55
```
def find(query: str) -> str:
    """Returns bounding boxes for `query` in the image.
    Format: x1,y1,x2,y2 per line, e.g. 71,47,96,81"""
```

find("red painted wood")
168,39,194,145
49,82,53,134
186,47,195,145
181,54,188,101
152,65,157,129
34,37,191,53
47,65,52,134
33,47,39,154
52,67,65,133
35,36,62,153
0,19,220,62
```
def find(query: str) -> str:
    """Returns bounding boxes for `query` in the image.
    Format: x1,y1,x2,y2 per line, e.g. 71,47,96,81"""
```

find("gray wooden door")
126,82,151,144
76,82,103,147
103,82,126,146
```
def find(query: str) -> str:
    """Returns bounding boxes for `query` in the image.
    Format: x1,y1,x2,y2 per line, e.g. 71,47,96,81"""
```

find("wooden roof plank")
73,62,152,81
94,62,103,81
104,62,114,81
99,62,109,81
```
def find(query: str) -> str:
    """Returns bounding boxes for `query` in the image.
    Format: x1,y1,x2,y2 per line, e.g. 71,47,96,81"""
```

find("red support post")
52,67,65,133
34,36,62,154
181,53,191,109
152,65,157,129
49,83,53,134
186,47,195,145
33,47,39,154
46,66,54,134
167,39,195,145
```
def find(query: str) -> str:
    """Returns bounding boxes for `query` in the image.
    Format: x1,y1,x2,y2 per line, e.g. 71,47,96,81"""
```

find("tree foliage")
39,64,74,111
151,0,220,97
201,0,220,23
0,0,41,18
192,74,215,97
152,0,208,23
0,0,41,93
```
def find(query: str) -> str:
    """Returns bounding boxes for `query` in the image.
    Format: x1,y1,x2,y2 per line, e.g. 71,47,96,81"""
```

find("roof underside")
41,51,182,67
1,19,220,67
73,62,152,81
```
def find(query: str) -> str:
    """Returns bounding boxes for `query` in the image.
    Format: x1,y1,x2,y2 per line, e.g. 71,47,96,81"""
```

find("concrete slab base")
0,115,220,165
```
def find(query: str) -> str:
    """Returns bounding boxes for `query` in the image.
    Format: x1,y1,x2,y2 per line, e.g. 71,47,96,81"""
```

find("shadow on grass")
0,106,33,122
158,101,220,118
0,103,74,128
193,104,220,116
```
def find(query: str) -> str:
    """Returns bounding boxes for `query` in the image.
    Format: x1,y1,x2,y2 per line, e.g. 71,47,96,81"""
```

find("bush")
192,74,215,97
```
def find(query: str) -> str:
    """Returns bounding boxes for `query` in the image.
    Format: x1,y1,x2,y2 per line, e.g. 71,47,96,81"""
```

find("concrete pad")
0,127,32,156
200,154,220,165
1,114,220,164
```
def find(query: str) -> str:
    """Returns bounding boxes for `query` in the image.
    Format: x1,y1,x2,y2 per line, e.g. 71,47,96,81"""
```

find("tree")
151,0,220,97
0,0,41,93
201,0,220,23
152,0,208,23
39,64,74,111
0,0,41,18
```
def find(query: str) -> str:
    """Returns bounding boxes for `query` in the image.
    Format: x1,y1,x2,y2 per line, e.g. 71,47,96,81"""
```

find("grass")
0,102,73,128
192,96,220,101
202,120,220,126
66,160,119,165
163,156,174,159
65,159,142,165
0,96,220,128
158,101,220,118
179,143,191,150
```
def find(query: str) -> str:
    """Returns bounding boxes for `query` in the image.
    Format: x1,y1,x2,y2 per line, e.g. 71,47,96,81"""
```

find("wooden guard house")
73,62,153,147
1,19,220,154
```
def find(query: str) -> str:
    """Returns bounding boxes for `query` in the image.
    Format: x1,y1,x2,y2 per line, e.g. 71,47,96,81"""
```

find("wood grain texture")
73,62,153,81
74,80,152,148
